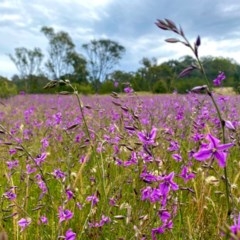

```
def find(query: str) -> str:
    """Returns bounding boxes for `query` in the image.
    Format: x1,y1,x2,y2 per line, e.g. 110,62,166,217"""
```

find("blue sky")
1,0,240,79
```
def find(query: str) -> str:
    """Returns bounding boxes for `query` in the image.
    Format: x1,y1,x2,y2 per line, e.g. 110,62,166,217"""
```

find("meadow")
0,90,239,240
1,18,240,240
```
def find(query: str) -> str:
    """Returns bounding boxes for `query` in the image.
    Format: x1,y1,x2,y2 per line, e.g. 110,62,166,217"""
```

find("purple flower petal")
217,143,234,151
214,151,227,168
193,148,212,161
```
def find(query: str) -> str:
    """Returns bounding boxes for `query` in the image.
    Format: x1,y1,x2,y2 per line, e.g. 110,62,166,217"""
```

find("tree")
82,39,126,91
9,47,44,91
64,51,88,84
41,26,76,79
9,47,43,79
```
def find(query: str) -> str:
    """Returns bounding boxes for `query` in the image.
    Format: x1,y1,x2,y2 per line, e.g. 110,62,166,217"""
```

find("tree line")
1,26,240,97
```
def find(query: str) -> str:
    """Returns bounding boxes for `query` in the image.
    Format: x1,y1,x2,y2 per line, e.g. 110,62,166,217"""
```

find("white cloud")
1,0,240,78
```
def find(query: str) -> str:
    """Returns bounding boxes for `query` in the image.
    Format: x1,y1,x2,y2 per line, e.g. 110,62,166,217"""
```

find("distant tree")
9,47,44,91
41,26,76,79
9,47,43,78
110,70,134,92
64,51,88,84
82,39,126,92
135,57,174,92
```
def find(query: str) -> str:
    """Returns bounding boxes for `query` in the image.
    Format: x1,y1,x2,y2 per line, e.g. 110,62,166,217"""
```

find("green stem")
181,35,231,216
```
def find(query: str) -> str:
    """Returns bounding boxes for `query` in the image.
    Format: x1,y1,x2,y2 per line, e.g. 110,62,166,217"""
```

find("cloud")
0,0,240,78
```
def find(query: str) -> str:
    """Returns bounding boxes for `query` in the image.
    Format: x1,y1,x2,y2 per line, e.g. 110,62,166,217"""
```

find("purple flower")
213,71,225,86
9,148,17,155
124,86,133,93
158,209,171,223
34,152,47,166
52,169,66,180
141,186,162,203
53,112,62,125
40,216,48,224
179,166,195,183
3,189,16,200
6,160,19,169
41,138,49,150
58,206,73,223
225,120,236,131
26,164,37,174
18,218,31,232
66,188,74,200
159,172,178,205
138,127,157,145
65,229,76,240
114,81,119,87
193,134,234,168
99,215,111,226
89,215,111,228
123,151,138,166
172,153,182,162
230,214,240,239
151,221,173,239
167,140,179,152
86,194,99,206
140,169,161,183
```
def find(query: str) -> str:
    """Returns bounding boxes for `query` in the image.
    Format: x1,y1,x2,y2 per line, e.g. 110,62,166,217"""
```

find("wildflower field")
0,19,240,240
0,91,239,240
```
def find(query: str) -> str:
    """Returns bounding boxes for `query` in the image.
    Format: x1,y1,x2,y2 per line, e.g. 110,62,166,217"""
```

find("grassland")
0,92,239,239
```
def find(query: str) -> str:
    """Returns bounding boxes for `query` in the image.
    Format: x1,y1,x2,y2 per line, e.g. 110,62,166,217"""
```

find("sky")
1,0,240,79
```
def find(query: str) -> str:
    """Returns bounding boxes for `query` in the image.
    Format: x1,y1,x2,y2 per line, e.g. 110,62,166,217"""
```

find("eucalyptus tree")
9,47,44,91
82,39,125,91
41,26,75,79
9,47,43,79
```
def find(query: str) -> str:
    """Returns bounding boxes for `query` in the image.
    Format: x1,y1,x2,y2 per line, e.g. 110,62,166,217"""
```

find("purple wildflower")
123,151,138,166
140,169,161,183
167,140,179,152
172,153,182,162
26,164,37,174
159,172,179,196
3,189,16,200
158,209,171,223
66,188,74,200
36,175,48,197
213,71,225,86
124,86,133,93
109,197,117,206
58,206,73,223
225,120,236,131
86,194,99,206
41,138,49,150
159,172,178,206
193,134,234,168
40,216,48,224
53,112,62,125
138,127,157,145
65,229,76,240
18,218,31,232
151,221,173,239
52,169,66,180
230,214,240,239
6,160,19,170
9,148,17,155
141,186,162,203
89,215,111,228
34,152,47,166
179,166,195,183
114,81,119,87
